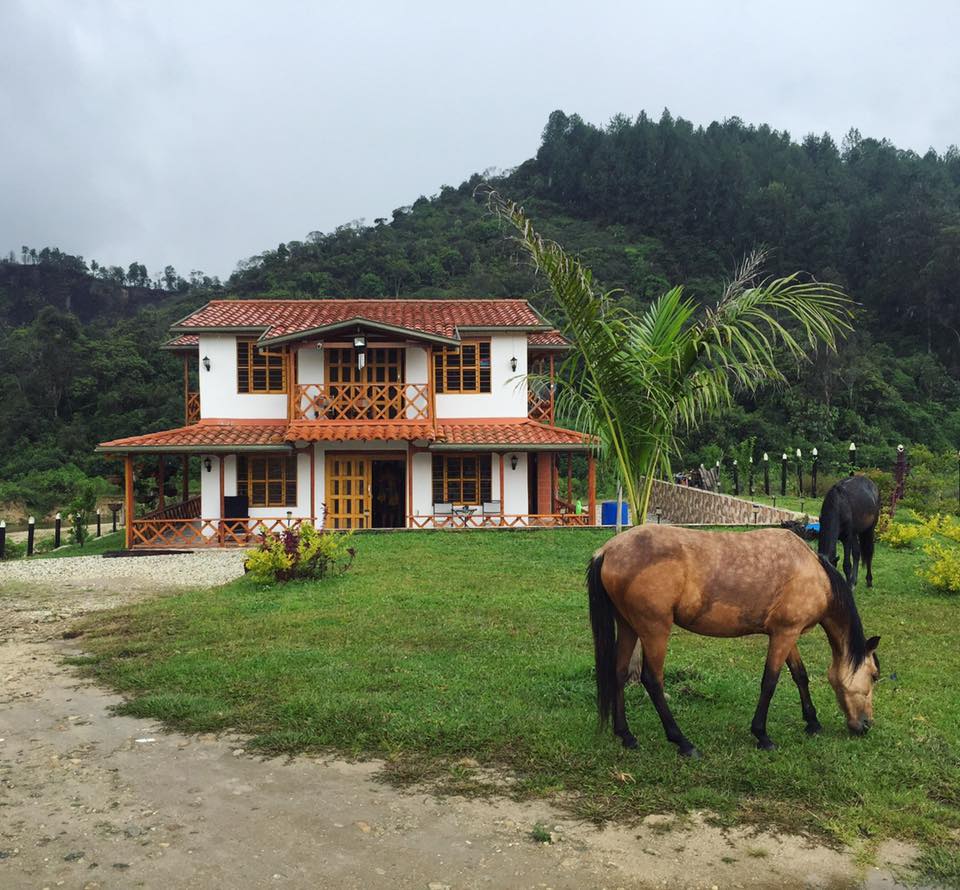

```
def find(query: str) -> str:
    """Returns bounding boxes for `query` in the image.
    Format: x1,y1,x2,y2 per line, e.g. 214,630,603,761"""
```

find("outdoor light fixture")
353,334,367,371
655,508,662,524
510,454,518,471
812,447,818,457
763,452,768,461
202,355,211,372
286,510,293,522
510,356,518,372
752,504,760,524
203,457,212,473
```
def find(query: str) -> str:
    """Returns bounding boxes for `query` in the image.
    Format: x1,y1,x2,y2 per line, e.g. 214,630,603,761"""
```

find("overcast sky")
2,1,958,280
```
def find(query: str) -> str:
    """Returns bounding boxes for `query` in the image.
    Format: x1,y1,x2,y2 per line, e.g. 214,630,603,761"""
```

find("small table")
452,505,477,526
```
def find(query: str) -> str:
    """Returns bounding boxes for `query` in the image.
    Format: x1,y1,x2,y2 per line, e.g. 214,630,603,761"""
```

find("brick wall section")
647,479,801,526
536,454,553,514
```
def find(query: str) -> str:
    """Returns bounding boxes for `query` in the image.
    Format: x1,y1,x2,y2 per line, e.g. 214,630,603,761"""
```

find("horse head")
827,635,881,734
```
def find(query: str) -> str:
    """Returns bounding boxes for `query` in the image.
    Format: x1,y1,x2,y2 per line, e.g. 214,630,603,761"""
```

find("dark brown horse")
588,526,880,757
818,476,881,588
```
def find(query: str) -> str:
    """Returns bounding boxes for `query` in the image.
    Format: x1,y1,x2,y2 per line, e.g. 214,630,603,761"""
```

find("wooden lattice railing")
294,382,430,422
185,391,200,424
407,513,591,529
527,388,553,423
142,495,201,521
130,516,306,548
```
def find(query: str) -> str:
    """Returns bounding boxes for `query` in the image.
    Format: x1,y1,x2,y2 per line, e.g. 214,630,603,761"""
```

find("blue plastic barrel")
601,501,631,526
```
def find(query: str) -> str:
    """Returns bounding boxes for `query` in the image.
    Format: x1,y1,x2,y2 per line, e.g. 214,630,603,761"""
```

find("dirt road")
0,560,920,889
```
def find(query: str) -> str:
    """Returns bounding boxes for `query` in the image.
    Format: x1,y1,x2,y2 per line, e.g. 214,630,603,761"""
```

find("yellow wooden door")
325,456,371,529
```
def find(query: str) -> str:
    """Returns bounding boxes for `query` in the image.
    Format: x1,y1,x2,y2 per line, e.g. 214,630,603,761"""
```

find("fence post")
733,460,739,496
849,442,857,476
27,516,35,556
54,512,61,548
763,453,770,496
811,448,819,498
748,456,754,496
96,509,102,538
795,449,803,497
0,520,5,560
780,453,787,496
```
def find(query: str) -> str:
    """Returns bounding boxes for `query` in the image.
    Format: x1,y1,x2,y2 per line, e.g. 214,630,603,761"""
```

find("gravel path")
0,549,246,591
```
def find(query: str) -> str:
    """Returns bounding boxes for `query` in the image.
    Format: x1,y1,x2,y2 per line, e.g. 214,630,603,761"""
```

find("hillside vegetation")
2,109,959,515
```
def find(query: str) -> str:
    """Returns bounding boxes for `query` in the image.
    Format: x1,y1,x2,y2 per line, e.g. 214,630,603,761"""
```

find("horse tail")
587,552,617,728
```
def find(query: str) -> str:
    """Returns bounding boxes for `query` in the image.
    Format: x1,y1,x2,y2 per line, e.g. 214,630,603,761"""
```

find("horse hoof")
805,722,822,736
619,733,638,749
679,746,701,760
866,579,873,588
756,738,776,751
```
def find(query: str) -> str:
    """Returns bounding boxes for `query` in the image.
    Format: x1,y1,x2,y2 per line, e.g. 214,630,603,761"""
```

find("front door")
325,456,372,529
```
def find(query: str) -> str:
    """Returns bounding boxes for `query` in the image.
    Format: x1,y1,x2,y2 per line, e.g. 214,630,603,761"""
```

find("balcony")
185,391,200,424
528,387,553,423
293,382,430,422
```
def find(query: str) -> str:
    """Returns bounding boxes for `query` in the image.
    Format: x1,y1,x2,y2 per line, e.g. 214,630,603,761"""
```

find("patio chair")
433,502,453,528
481,501,502,527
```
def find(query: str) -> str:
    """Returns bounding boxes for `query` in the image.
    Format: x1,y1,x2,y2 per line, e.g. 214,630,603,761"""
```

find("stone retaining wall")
648,478,801,526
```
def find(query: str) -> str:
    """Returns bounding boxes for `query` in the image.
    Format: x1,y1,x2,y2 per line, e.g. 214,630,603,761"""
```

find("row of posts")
716,442,861,500
0,507,120,560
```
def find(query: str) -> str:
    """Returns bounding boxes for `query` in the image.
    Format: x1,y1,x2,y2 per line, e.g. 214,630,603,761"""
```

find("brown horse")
588,526,880,756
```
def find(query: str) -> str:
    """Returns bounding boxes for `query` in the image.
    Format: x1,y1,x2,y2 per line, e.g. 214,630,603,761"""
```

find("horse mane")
818,553,867,668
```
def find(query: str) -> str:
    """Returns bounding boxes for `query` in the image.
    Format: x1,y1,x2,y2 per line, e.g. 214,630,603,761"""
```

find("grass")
72,529,960,885
33,530,124,559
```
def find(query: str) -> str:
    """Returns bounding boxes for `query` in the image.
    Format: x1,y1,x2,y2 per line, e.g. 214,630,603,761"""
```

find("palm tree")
487,191,852,524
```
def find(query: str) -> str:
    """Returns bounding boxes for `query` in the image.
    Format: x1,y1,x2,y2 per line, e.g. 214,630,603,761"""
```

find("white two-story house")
97,298,597,548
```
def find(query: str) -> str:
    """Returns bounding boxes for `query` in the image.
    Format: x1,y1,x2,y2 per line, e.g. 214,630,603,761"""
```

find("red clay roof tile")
434,420,591,449
97,420,289,451
286,422,435,442
528,330,569,348
171,299,549,343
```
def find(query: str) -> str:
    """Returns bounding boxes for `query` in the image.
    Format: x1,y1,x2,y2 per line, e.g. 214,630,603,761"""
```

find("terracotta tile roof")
286,421,435,442
171,299,550,343
161,334,199,350
98,420,290,452
434,420,592,449
528,330,570,348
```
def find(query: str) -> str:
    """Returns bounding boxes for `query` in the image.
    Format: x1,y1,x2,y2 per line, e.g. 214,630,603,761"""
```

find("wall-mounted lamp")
353,334,366,371
202,355,211,372
510,454,519,471
510,356,518,373
203,457,212,473
286,510,293,522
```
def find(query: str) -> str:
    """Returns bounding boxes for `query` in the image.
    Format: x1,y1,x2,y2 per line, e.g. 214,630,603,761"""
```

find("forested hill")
2,109,960,514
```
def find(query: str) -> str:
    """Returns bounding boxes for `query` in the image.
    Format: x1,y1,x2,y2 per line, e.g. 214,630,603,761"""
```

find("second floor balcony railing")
294,382,430,422
528,387,553,424
186,391,200,424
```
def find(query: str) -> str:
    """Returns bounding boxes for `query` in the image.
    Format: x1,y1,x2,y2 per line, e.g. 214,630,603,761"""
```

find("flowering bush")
878,522,925,549
244,524,355,583
919,541,960,594
922,514,960,544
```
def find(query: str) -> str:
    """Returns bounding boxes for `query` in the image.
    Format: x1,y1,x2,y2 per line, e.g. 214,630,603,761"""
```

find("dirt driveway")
0,558,920,889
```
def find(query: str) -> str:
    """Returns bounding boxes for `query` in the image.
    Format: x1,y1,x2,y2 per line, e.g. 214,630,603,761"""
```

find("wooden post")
287,349,296,420
426,346,436,425
587,452,597,526
183,354,189,424
567,451,573,503
0,520,5,560
124,454,134,549
54,513,61,548
498,453,505,522
310,445,317,527
551,453,558,513
548,354,555,426
27,517,35,556
182,454,189,503
407,444,414,528
157,456,165,510
218,456,225,545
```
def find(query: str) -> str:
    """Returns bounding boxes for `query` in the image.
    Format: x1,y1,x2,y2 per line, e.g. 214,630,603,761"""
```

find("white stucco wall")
198,334,287,419
434,333,528,419
297,345,324,385
501,452,529,516
199,451,312,520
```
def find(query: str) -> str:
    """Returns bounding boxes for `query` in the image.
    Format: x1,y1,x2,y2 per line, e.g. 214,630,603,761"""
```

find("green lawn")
73,529,960,885
33,530,124,559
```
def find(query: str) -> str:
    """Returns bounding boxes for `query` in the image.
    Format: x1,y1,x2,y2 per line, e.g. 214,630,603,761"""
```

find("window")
432,454,492,504
237,338,287,393
237,455,298,507
433,340,491,393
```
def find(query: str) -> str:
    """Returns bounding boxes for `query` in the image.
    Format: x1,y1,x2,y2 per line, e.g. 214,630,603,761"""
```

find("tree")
488,192,852,523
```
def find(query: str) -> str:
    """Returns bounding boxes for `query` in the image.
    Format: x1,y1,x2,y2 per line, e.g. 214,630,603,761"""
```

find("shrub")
923,514,960,544
879,522,925,549
919,541,960,594
244,524,355,583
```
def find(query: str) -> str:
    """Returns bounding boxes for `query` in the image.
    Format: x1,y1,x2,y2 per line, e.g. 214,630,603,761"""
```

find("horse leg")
613,614,639,749
785,644,821,735
750,634,795,750
637,629,699,758
849,535,861,588
860,526,876,588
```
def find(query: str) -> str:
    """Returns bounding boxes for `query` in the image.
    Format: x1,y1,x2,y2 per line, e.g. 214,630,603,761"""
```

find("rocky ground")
0,554,923,889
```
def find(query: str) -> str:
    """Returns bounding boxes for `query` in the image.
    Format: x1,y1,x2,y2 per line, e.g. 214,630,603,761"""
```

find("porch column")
181,455,189,503
218,456,225,545
310,445,317,526
551,453,559,512
567,452,573,503
182,355,190,425
498,453,505,521
536,452,553,516
587,452,597,526
548,354,555,426
157,456,165,510
124,454,134,549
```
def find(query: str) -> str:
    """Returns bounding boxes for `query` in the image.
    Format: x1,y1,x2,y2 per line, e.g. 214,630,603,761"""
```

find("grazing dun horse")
818,476,881,588
588,526,880,756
